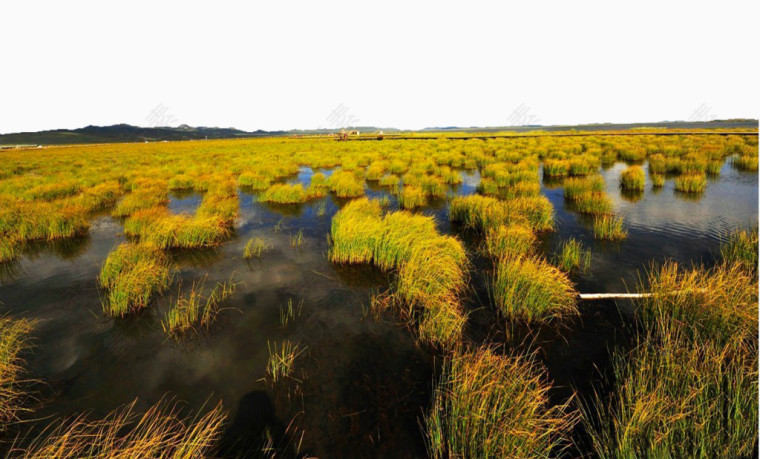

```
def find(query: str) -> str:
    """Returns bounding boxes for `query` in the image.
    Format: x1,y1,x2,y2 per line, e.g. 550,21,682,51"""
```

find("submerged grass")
162,276,238,337
426,348,577,458
243,237,271,259
279,298,303,327
492,255,578,323
290,229,304,247
265,341,306,383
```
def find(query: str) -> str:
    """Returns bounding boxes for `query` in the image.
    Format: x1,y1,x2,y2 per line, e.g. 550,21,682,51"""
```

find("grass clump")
732,155,758,171
555,238,591,272
365,161,387,181
99,243,172,317
1,201,90,243
450,195,511,232
330,198,467,348
74,180,123,212
0,317,33,425
483,224,536,259
706,160,723,176
124,207,232,249
379,174,401,189
721,227,758,275
568,155,600,176
18,398,226,458
238,172,271,190
543,159,570,177
243,237,271,259
112,180,168,217
583,327,757,458
399,186,427,209
648,153,667,174
573,192,613,215
450,194,554,233
327,170,364,198
493,256,578,323
563,176,606,201
258,183,307,204
593,215,627,241
426,349,577,458
584,256,759,457
650,173,665,187
638,261,757,345
620,166,645,191
167,174,194,190
0,237,21,263
674,173,707,193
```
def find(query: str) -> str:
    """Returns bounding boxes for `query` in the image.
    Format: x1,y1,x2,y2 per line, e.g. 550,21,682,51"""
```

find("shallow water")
543,160,758,293
0,160,756,456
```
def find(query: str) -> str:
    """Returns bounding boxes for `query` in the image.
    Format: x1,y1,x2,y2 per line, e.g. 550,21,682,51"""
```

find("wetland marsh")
0,131,758,457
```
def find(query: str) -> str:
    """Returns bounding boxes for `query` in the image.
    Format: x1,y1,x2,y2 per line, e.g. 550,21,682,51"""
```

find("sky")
1,0,758,134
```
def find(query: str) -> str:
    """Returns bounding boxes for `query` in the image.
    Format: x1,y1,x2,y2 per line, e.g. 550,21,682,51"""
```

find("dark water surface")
0,160,756,457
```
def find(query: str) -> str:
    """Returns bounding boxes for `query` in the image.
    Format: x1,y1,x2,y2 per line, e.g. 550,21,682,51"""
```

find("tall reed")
17,398,226,458
427,349,577,458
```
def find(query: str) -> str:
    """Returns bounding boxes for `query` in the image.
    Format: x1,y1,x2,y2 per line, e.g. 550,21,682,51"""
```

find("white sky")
1,0,758,133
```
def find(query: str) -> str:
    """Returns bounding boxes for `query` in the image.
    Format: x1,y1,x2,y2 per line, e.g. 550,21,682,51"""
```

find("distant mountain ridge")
0,120,756,146
0,124,286,146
